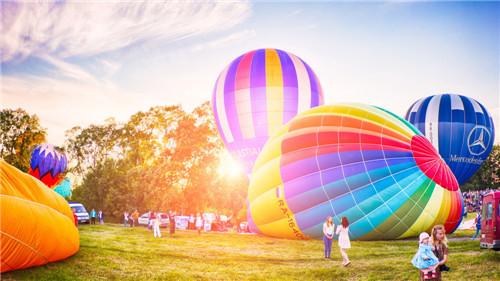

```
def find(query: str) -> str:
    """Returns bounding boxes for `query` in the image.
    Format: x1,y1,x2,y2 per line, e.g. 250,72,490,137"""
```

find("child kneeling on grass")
412,232,439,280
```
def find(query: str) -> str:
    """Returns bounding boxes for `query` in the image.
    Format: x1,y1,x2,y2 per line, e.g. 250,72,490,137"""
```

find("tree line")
1,106,499,222
1,105,248,222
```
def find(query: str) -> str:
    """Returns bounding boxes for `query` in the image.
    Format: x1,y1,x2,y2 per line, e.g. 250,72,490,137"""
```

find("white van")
69,202,90,224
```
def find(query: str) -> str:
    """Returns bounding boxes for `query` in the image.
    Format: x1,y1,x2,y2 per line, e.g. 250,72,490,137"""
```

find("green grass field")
2,223,498,281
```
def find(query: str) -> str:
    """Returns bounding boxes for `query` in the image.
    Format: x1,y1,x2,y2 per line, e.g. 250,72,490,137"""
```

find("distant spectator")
90,208,96,225
169,211,176,237
189,214,195,230
148,211,154,230
220,215,228,232
471,212,482,240
72,209,78,227
152,212,161,238
98,210,104,224
195,213,203,235
123,212,129,227
127,211,134,227
131,210,139,227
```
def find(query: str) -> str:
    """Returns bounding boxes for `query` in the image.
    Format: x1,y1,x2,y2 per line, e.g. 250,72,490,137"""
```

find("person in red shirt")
72,209,78,227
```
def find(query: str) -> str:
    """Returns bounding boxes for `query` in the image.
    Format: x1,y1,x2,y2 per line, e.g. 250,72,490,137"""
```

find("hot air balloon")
248,103,463,240
54,177,72,199
29,143,67,188
212,48,324,175
405,94,495,184
1,160,79,273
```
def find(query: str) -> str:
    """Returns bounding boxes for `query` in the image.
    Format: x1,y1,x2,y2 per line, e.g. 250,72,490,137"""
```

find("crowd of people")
462,188,499,241
462,188,498,213
72,206,458,280
321,215,450,280
122,210,140,227
74,206,240,236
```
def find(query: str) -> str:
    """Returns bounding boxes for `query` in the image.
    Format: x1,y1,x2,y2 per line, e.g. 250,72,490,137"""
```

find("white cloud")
190,29,256,52
1,1,251,62
288,9,302,17
36,54,99,83
0,1,253,146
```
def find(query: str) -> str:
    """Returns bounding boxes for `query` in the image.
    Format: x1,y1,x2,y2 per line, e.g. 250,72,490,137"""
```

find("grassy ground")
2,223,498,281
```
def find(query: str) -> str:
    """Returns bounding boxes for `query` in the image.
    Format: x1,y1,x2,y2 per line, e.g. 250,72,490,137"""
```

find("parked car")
480,191,500,250
69,202,90,224
138,212,169,227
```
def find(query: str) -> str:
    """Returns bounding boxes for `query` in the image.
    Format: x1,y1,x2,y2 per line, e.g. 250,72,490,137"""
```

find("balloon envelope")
29,143,67,188
248,104,463,240
212,48,324,174
54,177,72,198
1,160,79,273
405,94,495,184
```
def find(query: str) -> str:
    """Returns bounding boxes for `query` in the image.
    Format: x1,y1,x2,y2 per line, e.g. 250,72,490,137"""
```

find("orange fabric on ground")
0,160,80,273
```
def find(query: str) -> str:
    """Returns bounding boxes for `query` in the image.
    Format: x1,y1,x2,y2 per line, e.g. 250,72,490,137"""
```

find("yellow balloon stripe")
332,104,414,139
249,155,283,201
399,185,446,238
265,49,284,136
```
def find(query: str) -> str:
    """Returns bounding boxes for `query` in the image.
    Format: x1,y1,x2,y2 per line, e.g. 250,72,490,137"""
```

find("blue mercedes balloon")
405,94,495,184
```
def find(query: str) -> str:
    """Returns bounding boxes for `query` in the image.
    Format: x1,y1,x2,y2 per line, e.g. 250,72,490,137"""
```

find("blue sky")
1,1,499,145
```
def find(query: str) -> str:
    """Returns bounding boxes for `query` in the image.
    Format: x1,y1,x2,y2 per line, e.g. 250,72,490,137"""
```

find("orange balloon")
0,160,79,272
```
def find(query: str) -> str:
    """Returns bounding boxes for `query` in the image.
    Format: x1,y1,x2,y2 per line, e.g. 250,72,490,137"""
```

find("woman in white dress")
336,216,351,266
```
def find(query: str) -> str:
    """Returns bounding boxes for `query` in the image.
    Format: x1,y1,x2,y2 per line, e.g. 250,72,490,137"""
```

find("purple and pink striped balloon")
212,48,324,174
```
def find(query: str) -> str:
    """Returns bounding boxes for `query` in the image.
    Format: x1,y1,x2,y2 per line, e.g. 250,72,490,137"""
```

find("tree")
0,108,46,171
461,145,500,191
70,102,250,221
64,118,123,176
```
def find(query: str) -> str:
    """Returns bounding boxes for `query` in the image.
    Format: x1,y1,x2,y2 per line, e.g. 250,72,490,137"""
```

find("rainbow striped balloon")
212,48,324,174
248,104,463,240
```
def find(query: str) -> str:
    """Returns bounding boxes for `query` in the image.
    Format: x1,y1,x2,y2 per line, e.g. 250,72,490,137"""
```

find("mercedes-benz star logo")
467,125,491,156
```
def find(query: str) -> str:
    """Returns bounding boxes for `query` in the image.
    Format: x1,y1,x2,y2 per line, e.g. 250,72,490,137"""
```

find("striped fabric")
248,104,463,240
405,94,495,184
212,49,324,174
29,143,67,188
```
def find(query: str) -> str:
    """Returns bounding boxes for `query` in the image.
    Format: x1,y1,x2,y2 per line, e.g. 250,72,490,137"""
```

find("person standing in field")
72,208,78,227
90,208,96,225
189,214,195,230
152,212,161,238
148,210,154,230
195,212,203,235
123,211,129,227
128,211,134,227
471,212,481,240
132,210,139,227
336,216,351,266
169,211,176,237
323,216,334,259
98,210,104,224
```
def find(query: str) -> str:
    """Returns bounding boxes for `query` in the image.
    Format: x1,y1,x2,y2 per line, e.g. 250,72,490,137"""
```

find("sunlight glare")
217,151,243,178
